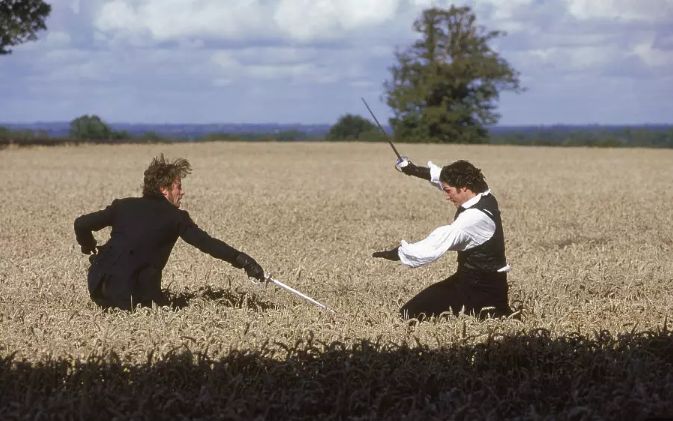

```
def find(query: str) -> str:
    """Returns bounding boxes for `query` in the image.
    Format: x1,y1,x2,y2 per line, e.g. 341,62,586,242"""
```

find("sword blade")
361,97,402,160
265,275,335,313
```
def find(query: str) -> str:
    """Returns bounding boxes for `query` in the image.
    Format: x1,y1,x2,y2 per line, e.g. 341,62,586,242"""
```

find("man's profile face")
161,178,184,208
441,182,473,208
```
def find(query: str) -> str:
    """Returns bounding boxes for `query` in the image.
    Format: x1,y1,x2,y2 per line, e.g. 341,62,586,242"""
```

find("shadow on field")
163,285,276,312
2,329,673,420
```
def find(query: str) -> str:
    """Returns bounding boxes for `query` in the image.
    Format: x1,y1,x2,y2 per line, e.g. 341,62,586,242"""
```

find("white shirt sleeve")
428,161,443,190
398,208,496,268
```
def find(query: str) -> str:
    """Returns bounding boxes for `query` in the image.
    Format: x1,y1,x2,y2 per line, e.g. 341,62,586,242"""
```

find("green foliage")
385,6,522,143
356,128,387,142
137,131,166,142
111,129,129,140
0,0,51,55
0,124,50,143
275,130,308,141
489,126,673,148
69,114,127,141
327,114,382,141
201,132,270,142
196,130,312,142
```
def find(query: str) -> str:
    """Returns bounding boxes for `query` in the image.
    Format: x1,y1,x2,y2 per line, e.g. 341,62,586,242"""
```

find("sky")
1,0,672,126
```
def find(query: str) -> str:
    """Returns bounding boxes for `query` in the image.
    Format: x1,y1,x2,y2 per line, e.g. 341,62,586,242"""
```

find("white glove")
394,156,410,172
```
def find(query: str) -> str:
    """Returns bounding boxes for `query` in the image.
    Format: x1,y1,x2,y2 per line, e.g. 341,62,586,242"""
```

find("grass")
1,142,672,419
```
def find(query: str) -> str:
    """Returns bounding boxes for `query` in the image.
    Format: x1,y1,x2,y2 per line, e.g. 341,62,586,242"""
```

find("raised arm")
397,158,431,181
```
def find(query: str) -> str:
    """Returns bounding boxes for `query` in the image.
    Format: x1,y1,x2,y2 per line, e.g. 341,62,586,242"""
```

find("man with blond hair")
74,154,264,310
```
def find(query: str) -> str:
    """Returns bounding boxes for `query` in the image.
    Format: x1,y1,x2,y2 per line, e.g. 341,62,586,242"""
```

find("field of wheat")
1,142,672,419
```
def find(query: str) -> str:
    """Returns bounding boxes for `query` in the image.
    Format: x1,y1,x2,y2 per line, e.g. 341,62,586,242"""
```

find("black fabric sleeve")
74,201,115,249
403,164,432,181
372,246,401,261
178,212,241,266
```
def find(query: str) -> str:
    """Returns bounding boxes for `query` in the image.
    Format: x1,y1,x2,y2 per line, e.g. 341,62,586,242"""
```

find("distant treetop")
385,5,522,144
327,114,384,141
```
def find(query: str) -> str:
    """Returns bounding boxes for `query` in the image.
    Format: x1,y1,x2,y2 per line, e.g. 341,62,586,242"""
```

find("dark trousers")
89,267,165,310
400,270,511,320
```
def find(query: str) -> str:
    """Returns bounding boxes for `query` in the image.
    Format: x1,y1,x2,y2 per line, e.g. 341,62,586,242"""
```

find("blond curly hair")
142,154,192,197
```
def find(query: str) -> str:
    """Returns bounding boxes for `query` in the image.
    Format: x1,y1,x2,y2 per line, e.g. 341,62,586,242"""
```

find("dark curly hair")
439,160,488,193
142,154,192,197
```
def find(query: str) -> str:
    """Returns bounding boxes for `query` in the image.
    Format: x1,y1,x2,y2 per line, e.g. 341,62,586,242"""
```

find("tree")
327,114,382,141
385,6,522,143
69,115,113,140
138,131,166,143
0,0,51,55
69,115,129,141
275,130,307,141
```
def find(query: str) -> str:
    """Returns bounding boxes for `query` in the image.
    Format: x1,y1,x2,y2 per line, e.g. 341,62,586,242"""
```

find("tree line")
2,117,672,148
489,125,673,148
0,115,322,144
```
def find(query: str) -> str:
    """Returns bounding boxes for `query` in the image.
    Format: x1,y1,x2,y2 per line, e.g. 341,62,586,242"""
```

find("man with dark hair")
373,159,512,320
74,154,265,310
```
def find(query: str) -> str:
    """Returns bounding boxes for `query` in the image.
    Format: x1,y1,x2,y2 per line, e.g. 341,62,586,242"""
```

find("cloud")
567,0,673,22
93,0,418,44
24,30,73,50
95,1,143,33
69,0,81,14
94,0,272,46
634,40,673,70
653,28,673,50
210,46,374,85
474,0,535,31
273,0,400,41
3,0,672,125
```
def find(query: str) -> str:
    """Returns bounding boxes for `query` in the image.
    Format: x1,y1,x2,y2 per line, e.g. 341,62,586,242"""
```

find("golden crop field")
1,142,672,419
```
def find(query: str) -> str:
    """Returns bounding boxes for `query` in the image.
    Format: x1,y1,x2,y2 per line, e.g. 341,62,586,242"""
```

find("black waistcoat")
454,193,506,273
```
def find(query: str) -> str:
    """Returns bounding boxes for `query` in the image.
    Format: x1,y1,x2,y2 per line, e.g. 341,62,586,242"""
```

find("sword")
361,97,403,160
262,274,336,314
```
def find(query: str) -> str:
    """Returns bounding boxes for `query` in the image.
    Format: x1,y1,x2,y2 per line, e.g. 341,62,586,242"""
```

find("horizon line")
2,121,672,128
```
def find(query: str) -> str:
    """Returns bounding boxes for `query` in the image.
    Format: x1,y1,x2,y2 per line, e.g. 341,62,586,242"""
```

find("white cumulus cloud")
93,0,430,44
273,0,400,40
95,0,272,42
567,0,673,22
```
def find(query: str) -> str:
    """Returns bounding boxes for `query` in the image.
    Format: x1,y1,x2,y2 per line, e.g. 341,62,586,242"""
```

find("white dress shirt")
398,161,510,272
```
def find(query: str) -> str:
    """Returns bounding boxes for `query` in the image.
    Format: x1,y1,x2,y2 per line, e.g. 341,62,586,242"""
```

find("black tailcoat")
74,195,242,309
